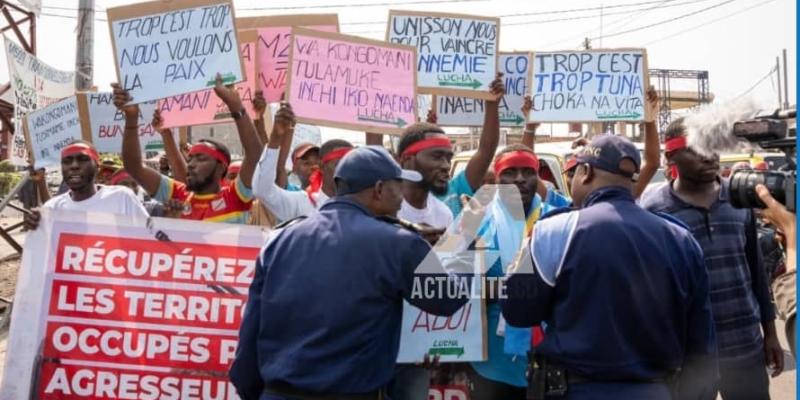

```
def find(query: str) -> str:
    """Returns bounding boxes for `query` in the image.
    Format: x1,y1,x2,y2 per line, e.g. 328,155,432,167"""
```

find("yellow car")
719,152,788,176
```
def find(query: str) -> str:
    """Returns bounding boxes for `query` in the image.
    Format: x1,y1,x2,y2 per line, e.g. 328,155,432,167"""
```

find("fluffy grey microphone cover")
683,97,761,157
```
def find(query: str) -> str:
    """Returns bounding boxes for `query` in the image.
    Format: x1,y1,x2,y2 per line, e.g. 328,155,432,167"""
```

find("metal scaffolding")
649,69,711,135
0,0,36,160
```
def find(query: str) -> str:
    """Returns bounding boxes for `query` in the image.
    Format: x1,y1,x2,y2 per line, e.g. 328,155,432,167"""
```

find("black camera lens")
730,170,795,212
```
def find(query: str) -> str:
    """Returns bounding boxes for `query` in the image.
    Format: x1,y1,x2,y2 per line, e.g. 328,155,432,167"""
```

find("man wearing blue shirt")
231,146,473,400
390,74,504,400
468,144,569,399
502,135,718,399
641,119,783,399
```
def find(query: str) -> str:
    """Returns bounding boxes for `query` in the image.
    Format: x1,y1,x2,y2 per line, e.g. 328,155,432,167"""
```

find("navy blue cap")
334,146,422,195
566,135,641,178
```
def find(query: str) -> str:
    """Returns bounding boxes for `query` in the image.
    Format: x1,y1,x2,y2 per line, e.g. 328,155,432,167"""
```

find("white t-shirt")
43,185,149,220
399,194,454,230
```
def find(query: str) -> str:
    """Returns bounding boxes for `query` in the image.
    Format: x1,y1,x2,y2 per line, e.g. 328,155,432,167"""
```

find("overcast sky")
1,0,796,141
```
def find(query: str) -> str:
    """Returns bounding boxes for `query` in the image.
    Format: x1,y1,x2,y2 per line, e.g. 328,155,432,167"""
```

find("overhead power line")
590,0,737,40
344,0,714,34
736,67,778,99
643,0,776,45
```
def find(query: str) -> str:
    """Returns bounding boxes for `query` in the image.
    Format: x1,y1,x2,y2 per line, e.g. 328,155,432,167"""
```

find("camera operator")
756,184,797,358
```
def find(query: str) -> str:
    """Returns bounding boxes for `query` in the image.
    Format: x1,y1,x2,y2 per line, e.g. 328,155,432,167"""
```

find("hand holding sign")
272,102,296,140
151,109,167,133
252,90,267,120
111,83,139,122
644,85,658,123
487,72,505,103
213,73,244,113
426,107,438,124
521,95,541,131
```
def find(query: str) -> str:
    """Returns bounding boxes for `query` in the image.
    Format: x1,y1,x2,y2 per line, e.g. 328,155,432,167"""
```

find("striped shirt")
155,175,253,224
641,179,775,364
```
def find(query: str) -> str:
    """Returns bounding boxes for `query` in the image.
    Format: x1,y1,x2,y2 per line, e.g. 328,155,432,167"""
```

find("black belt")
263,384,383,400
567,374,669,385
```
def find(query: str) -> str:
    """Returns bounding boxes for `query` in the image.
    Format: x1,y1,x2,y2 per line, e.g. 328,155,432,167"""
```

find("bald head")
569,159,637,208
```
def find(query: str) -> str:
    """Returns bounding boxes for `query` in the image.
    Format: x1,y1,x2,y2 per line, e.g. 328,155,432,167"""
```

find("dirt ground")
0,256,20,302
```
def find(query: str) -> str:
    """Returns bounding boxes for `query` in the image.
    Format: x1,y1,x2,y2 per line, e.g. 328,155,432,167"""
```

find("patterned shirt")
155,175,253,224
640,179,775,364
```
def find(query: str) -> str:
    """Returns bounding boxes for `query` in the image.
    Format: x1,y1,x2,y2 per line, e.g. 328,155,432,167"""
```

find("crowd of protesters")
18,73,796,400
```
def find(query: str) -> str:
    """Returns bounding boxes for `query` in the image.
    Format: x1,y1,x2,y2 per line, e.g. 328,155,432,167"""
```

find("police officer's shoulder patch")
539,206,574,222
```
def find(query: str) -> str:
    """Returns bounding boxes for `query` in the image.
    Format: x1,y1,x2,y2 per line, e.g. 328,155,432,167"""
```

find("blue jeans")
387,365,431,400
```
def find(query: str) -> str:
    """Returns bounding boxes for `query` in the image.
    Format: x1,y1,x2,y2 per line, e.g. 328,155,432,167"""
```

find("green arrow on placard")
596,111,642,120
357,115,408,128
428,346,465,357
144,142,164,151
438,78,482,90
500,114,526,125
206,73,237,87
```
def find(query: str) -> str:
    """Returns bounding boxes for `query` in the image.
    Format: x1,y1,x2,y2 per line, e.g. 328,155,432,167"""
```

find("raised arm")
633,86,661,198
276,101,295,190
113,83,163,196
212,74,262,188
464,73,504,191
520,95,540,151
151,110,187,183
252,103,313,221
252,90,269,145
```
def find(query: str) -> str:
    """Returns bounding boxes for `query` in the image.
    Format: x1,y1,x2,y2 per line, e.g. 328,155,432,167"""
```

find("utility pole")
782,48,789,109
75,0,94,91
776,56,783,109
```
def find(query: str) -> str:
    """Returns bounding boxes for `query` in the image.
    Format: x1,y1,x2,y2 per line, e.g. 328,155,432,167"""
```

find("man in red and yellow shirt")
113,75,262,224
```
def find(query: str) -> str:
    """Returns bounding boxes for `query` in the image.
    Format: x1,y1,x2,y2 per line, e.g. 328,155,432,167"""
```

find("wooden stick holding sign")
529,48,651,123
237,14,340,103
387,10,500,101
285,28,418,136
106,0,246,104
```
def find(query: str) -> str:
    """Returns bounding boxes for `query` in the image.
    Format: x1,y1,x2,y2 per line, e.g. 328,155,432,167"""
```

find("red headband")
401,135,452,157
665,136,687,153
189,143,229,167
321,147,352,164
227,161,242,174
110,170,131,185
494,151,540,176
61,143,99,163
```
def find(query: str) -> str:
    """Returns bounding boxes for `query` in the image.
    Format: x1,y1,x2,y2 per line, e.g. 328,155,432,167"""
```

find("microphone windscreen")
684,97,761,157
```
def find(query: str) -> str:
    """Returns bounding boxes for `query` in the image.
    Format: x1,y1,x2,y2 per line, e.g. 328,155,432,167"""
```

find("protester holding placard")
232,145,473,400
463,145,568,399
520,86,660,200
23,141,149,231
114,75,261,224
388,72,502,400
251,104,354,222
398,73,504,222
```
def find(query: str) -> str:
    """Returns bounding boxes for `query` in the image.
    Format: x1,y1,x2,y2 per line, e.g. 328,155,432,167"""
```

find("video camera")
729,108,796,212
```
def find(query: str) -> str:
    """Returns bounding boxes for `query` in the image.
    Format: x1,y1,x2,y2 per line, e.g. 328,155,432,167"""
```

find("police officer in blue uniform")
231,146,472,400
501,135,719,400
